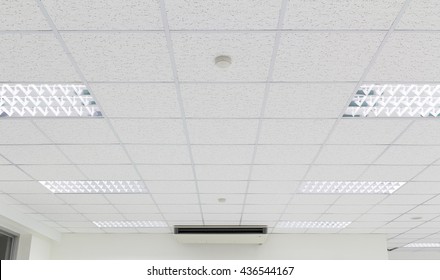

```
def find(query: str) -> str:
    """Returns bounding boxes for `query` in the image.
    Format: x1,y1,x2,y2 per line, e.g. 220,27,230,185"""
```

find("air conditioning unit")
174,225,268,244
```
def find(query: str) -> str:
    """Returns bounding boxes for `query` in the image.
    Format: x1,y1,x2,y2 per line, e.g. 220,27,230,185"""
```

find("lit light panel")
93,221,168,228
344,84,440,118
300,181,405,194
276,221,351,229
0,84,102,117
404,243,440,248
39,181,147,193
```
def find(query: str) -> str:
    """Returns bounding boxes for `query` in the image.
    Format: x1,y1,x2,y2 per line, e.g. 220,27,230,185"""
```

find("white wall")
50,233,388,260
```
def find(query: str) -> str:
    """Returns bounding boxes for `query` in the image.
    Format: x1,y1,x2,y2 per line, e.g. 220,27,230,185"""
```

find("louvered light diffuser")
93,221,168,228
344,84,440,118
276,221,351,229
0,84,102,117
39,181,147,193
404,243,440,248
300,181,405,194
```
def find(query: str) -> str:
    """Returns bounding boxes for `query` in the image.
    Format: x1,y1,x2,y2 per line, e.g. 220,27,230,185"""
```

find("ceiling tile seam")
159,0,209,225
269,0,413,234
4,143,440,147
390,212,440,243
238,0,289,225
34,0,171,229
5,81,440,85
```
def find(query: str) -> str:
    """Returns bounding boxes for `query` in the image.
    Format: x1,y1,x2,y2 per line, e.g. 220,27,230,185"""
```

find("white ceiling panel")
244,204,286,214
114,204,159,213
0,121,50,144
59,145,131,164
172,33,275,81
72,204,119,214
396,120,440,145
0,0,49,30
0,155,9,165
90,83,180,118
125,145,190,164
197,181,247,194
146,181,197,193
396,182,440,195
360,165,425,181
202,204,242,213
153,194,199,204
242,213,280,221
82,213,125,221
284,204,335,214
0,194,20,205
398,0,440,30
327,204,373,214
29,204,77,214
78,165,140,180
0,166,32,181
158,204,199,213
0,145,69,165
368,205,415,214
0,34,79,81
166,0,282,30
336,195,387,205
56,194,109,205
163,213,202,221
200,193,245,205
380,194,434,205
254,145,319,164
104,194,154,205
196,165,250,181
260,119,335,144
251,165,308,181
44,213,88,222
248,181,300,194
274,32,384,81
181,84,265,118
20,165,86,180
289,194,339,205
43,0,162,30
10,194,64,205
306,165,367,180
246,194,291,205
367,33,440,81
316,145,387,165
192,145,254,164
138,165,194,181
376,146,440,165
204,213,241,221
284,0,404,30
62,32,173,82
111,119,186,144
0,181,51,194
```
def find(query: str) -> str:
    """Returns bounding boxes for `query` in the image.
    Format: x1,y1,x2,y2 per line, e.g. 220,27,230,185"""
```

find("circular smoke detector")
215,55,232,68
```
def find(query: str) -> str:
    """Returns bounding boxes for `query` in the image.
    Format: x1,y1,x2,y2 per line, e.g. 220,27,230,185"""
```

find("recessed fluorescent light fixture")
344,84,440,118
39,181,147,193
300,181,405,194
93,221,168,228
0,84,102,117
276,221,351,229
404,243,440,248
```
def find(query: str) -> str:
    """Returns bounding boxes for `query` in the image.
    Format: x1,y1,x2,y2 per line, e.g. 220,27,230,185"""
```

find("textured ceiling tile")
398,0,440,30
192,145,254,164
0,0,50,30
254,145,320,164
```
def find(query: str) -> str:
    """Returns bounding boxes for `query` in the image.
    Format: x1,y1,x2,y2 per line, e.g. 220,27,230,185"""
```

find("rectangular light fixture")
276,221,351,229
344,84,440,118
93,221,168,228
0,84,102,117
404,243,440,248
300,181,405,194
39,181,147,193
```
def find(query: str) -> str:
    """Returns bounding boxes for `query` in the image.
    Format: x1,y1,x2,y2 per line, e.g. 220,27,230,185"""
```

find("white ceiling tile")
265,83,356,118
248,181,300,194
335,194,387,205
29,204,77,214
376,146,440,165
82,213,125,220
10,194,64,205
126,145,191,164
0,155,9,165
242,213,280,221
0,146,69,165
316,145,387,165
396,182,440,195
44,213,88,222
57,221,96,228
398,0,440,29
244,204,285,214
414,166,440,181
289,194,339,205
43,0,162,30
196,165,250,180
360,165,425,181
167,0,282,30
153,194,199,204
34,119,118,144
172,33,275,81
0,34,79,81
0,121,50,144
380,195,433,205
0,181,51,194
181,84,265,118
90,83,180,118
114,204,159,213
72,204,118,214
78,165,140,180
163,213,202,221
137,228,172,233
192,145,254,164
367,33,440,81
425,195,440,205
281,213,322,220
0,166,32,180
158,204,200,213
285,0,404,29
201,204,242,213
328,119,411,144
102,228,139,234
396,120,440,145
346,221,387,229
146,181,197,193
252,165,308,181
20,165,85,180
284,204,329,214
382,221,424,228
368,205,415,214
122,213,164,221
204,213,241,221
56,194,109,205
327,204,372,214
0,194,19,205
393,213,438,222
187,119,258,144
259,119,335,144
200,193,245,204
104,194,154,205
62,33,173,81
274,32,384,81
10,204,36,214
198,181,247,194
138,165,194,180
111,119,186,144
357,214,401,222
306,165,367,180
246,194,291,205
59,145,130,164
0,0,50,30
66,228,102,233
317,213,361,221
254,145,319,164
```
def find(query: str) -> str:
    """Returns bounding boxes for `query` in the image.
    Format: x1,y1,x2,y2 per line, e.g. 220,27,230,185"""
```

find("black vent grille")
174,225,267,235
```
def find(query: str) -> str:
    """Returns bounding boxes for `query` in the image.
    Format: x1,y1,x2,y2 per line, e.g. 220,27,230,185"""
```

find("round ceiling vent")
215,55,232,68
